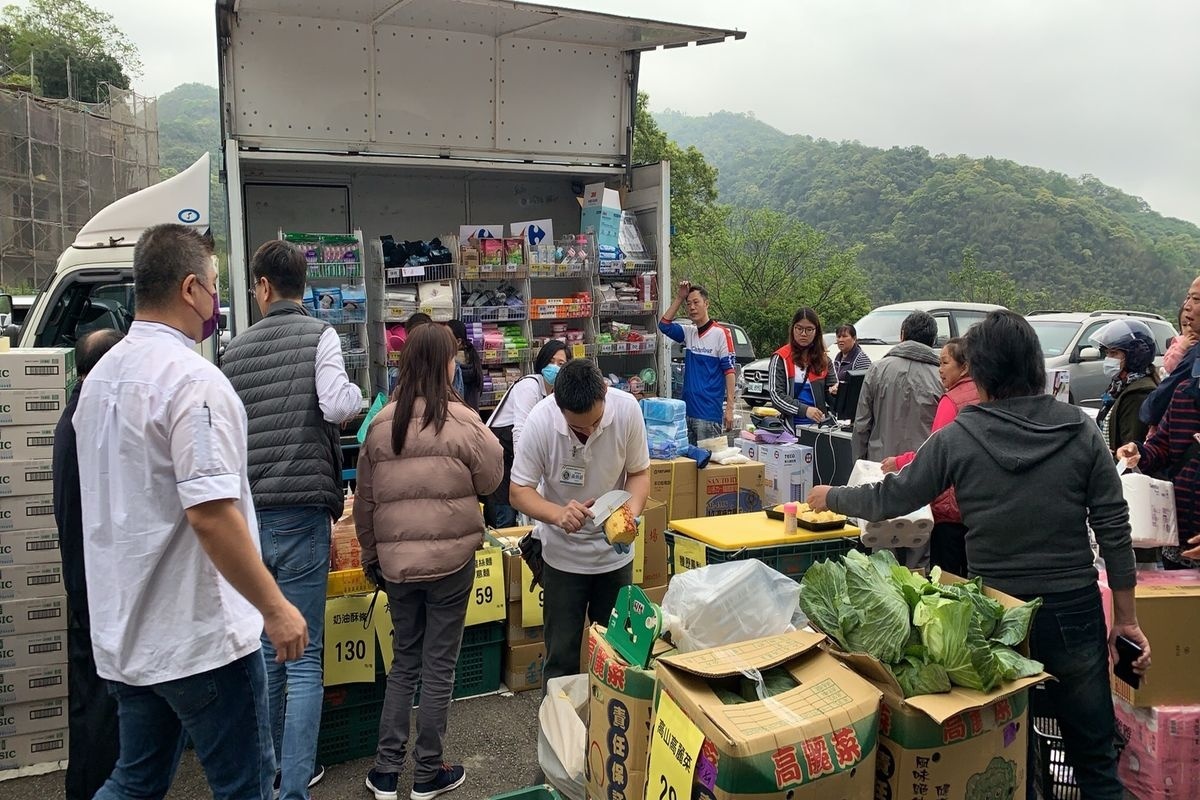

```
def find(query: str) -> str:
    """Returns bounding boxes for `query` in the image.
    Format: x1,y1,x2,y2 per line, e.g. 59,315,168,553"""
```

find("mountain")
657,110,1200,315
157,83,226,245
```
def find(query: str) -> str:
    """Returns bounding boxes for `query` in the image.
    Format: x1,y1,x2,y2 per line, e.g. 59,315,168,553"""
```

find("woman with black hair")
768,307,836,433
482,340,570,527
446,319,482,411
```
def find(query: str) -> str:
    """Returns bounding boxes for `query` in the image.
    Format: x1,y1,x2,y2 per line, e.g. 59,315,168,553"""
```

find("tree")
677,206,871,354
632,92,718,253
0,0,140,100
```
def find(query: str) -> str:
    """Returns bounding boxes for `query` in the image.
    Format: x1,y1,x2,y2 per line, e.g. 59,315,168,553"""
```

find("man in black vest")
222,240,363,800
53,327,124,800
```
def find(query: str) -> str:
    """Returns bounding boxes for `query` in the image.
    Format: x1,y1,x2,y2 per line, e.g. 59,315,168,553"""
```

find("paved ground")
1,690,544,800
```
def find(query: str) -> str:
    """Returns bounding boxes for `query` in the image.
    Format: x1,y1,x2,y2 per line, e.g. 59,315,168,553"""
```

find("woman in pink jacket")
881,337,979,575
355,324,503,800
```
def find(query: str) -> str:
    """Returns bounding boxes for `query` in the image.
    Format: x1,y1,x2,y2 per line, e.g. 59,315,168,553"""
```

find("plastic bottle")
782,502,798,535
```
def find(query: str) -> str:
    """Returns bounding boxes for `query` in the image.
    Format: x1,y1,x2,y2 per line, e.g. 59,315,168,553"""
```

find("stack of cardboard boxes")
649,456,768,521
736,442,815,506
0,348,73,771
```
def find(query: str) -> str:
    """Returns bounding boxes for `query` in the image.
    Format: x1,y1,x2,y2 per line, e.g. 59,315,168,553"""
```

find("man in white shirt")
220,239,363,799
510,360,651,683
75,224,307,800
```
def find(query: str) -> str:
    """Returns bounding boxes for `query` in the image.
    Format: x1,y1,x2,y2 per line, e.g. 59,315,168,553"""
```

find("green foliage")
633,93,718,250
675,205,871,354
0,0,139,100
658,111,1200,317
157,83,227,268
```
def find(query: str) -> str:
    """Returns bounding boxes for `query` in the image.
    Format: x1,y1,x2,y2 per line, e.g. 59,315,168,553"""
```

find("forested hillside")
658,110,1200,314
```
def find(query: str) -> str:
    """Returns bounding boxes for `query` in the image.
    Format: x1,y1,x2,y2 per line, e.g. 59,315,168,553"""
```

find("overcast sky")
55,0,1199,225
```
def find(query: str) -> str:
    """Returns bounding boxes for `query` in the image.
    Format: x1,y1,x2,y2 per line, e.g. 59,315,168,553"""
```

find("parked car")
669,321,756,401
1026,310,1177,406
740,300,1005,407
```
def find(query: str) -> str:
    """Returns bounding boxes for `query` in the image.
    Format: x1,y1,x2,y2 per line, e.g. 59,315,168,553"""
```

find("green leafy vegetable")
890,659,952,696
842,551,911,663
991,646,1045,681
992,598,1043,647
798,559,856,650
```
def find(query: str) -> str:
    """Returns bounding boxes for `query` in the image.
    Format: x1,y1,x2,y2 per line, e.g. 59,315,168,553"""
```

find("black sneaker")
410,764,466,800
366,768,399,800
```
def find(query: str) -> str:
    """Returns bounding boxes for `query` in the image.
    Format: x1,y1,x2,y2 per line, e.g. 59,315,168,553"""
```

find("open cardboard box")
654,629,881,799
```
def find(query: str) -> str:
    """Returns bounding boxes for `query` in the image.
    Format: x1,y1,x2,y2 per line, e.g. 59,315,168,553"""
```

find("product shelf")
597,300,657,316
596,335,657,356
384,262,458,286
479,347,531,366
597,258,657,276
459,305,528,324
342,352,368,371
316,307,367,325
306,261,363,280
459,264,529,281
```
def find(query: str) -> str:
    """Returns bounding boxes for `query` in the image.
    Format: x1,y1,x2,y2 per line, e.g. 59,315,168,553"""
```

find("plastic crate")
664,530,862,582
1031,687,1126,800
489,786,562,800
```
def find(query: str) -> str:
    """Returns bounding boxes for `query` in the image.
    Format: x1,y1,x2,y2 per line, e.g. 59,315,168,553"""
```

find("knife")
583,489,632,532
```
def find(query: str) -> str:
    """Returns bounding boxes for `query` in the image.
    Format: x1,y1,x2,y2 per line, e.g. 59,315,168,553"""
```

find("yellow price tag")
647,691,704,800
673,536,707,575
571,343,587,359
323,592,378,685
374,591,395,673
521,561,545,628
465,547,506,626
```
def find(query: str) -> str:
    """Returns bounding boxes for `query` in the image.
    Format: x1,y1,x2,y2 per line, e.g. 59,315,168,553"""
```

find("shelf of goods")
283,230,372,407
592,231,660,400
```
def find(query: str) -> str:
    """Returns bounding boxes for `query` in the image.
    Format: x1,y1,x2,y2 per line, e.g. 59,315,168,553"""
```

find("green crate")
318,622,505,765
489,786,562,800
664,530,862,582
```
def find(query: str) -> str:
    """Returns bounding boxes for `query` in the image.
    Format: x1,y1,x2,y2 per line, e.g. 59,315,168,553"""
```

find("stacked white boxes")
755,442,815,506
0,348,72,770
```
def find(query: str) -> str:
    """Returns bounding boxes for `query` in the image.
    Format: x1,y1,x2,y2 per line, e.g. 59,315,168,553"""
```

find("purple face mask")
193,280,220,341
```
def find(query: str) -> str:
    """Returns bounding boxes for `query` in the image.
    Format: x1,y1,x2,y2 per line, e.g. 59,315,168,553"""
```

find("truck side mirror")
1075,345,1102,363
0,293,12,320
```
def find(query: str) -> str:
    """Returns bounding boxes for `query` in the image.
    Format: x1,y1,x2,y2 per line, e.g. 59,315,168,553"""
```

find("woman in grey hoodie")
809,310,1150,800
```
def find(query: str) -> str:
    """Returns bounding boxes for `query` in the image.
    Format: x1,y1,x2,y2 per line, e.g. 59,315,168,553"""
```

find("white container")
1121,472,1178,548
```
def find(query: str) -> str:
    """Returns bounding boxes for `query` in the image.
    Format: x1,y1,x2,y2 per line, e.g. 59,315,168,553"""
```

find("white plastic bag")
846,459,934,550
537,675,588,800
1121,472,1178,548
660,560,800,653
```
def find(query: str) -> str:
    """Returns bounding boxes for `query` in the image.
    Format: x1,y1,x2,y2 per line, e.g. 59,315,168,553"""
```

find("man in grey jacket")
852,310,943,462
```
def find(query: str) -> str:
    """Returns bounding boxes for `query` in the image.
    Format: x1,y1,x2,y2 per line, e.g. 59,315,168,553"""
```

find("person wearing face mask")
73,224,308,800
1091,319,1159,455
482,340,570,528
446,319,482,412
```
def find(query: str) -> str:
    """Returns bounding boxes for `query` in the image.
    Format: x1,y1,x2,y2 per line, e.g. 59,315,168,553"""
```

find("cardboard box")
1112,582,1200,706
0,596,68,636
1113,694,1200,800
0,663,68,704
0,727,68,769
0,387,73,426
695,462,766,518
0,348,75,390
0,425,58,461
0,459,54,498
639,500,669,588
0,563,64,601
586,625,676,800
654,630,881,799
0,695,68,736
0,631,68,669
642,582,668,606
0,528,61,566
0,495,56,532
648,458,698,521
757,444,814,505
505,600,543,645
504,641,545,694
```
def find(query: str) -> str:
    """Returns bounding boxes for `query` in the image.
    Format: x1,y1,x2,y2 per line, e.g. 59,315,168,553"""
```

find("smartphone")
1114,635,1143,689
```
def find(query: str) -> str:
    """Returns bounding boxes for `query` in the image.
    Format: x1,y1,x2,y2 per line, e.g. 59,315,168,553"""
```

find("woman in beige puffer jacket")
354,324,503,798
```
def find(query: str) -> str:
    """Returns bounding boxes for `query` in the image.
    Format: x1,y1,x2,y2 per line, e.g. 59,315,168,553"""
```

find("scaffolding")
0,84,159,289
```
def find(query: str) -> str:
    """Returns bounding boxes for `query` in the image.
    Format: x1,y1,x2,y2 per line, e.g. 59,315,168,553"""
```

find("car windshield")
1028,320,1080,357
852,309,913,344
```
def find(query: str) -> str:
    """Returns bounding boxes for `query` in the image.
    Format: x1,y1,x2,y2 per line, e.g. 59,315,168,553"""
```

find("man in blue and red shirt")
660,281,736,444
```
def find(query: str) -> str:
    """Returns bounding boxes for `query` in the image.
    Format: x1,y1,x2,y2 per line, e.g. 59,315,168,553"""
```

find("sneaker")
274,765,327,799
366,768,399,800
410,764,466,800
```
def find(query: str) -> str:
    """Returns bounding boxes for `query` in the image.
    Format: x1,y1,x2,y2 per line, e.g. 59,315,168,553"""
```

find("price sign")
402,265,426,277
571,343,587,359
673,536,707,575
647,691,704,800
374,591,395,673
465,547,506,626
323,592,378,685
521,561,544,628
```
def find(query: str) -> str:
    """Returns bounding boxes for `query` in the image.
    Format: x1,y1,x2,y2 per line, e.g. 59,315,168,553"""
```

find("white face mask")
1102,356,1123,379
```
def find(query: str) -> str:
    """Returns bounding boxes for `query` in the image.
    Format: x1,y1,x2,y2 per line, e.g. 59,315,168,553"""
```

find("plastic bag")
660,561,800,653
537,675,588,800
846,459,934,551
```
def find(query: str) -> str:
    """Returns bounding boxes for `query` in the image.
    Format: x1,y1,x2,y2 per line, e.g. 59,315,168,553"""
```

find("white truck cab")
3,154,215,361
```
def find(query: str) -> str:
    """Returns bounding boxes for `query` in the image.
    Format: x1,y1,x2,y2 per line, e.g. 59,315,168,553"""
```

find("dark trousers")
542,562,633,685
1023,584,1122,800
375,560,474,783
482,426,518,528
930,521,969,577
66,609,120,800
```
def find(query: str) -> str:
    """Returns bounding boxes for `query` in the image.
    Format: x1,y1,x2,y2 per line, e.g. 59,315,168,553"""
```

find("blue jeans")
95,651,274,800
687,416,724,446
258,506,332,800
1024,584,1122,800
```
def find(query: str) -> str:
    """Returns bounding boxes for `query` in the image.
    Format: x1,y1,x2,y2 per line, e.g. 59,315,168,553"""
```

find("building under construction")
0,84,159,290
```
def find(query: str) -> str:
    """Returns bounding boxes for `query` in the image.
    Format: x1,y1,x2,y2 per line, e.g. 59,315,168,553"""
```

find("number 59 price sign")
464,547,505,627
646,691,704,800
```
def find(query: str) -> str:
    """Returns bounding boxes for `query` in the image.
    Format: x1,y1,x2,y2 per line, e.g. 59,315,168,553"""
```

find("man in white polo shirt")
74,224,307,800
510,359,651,683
